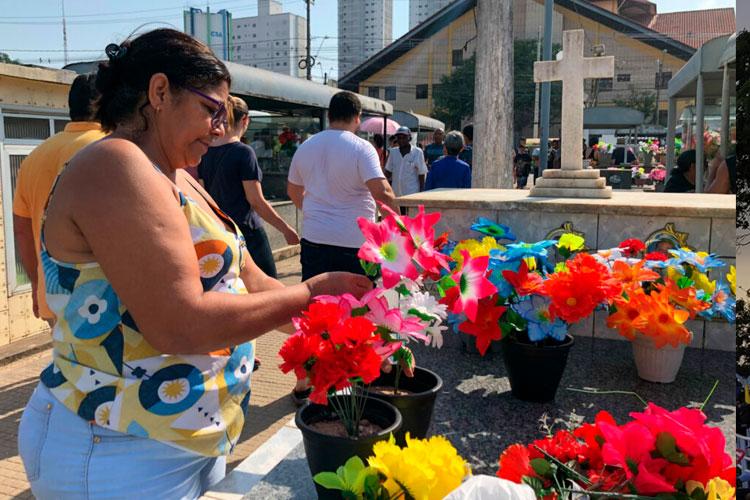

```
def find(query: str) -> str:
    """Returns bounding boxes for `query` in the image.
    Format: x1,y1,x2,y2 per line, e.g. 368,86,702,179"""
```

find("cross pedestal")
529,30,615,199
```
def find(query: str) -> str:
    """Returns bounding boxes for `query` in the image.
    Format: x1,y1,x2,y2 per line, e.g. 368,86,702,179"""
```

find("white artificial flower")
426,323,448,348
403,291,448,321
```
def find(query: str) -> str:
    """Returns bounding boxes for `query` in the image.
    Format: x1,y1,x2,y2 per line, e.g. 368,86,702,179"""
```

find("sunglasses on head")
186,87,227,129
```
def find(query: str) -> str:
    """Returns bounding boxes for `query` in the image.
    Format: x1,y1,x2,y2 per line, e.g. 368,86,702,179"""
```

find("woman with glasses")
17,28,371,498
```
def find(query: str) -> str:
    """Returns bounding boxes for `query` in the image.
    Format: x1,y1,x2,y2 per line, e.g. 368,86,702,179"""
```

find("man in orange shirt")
13,73,106,325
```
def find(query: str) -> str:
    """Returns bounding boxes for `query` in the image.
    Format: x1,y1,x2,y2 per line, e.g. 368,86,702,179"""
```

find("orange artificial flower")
638,288,692,348
659,279,710,319
611,260,660,289
607,289,649,340
502,259,544,296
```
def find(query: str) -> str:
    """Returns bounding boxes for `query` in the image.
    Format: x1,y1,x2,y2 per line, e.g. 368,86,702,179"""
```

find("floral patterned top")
39,178,255,457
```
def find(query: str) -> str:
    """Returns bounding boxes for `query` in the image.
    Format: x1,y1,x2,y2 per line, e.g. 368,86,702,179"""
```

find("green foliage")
431,41,562,136
613,85,657,123
0,52,20,65
313,456,386,500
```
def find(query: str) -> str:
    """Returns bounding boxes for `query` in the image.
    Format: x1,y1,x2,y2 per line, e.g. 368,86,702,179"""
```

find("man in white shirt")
385,126,428,197
287,91,396,281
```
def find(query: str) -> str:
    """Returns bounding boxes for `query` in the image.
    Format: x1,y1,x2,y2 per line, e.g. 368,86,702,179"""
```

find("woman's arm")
54,140,370,355
242,180,299,245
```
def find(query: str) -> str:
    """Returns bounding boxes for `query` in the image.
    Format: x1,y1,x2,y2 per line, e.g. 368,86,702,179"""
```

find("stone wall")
399,189,736,351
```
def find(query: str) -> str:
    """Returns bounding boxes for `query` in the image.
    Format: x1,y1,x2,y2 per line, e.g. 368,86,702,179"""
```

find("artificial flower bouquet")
497,403,735,499
703,130,721,158
592,141,613,154
438,219,621,355
638,139,660,164
313,433,471,500
602,239,735,350
649,166,667,183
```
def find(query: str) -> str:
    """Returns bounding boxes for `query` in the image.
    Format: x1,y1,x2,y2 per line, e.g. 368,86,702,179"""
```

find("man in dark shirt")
424,128,445,167
664,149,697,193
425,131,471,190
514,144,533,189
458,124,473,168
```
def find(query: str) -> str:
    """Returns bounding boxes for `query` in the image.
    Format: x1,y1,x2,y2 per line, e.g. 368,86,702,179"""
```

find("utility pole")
61,0,69,66
472,0,513,188
305,0,313,80
654,58,662,125
533,25,541,138
538,0,553,173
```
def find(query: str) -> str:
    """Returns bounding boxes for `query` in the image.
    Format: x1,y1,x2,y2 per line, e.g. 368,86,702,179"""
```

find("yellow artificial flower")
666,266,716,297
557,233,585,252
452,237,504,271
727,266,736,296
686,478,735,500
368,434,470,500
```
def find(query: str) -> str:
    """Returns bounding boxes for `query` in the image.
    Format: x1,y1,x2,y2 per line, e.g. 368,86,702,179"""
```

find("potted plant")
497,402,735,498
638,138,660,167
441,227,621,402
593,141,613,167
354,205,451,444
602,241,735,383
279,299,403,498
313,434,471,499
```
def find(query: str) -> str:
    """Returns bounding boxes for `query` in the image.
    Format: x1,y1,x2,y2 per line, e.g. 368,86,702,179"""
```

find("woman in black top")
664,150,698,193
198,96,299,278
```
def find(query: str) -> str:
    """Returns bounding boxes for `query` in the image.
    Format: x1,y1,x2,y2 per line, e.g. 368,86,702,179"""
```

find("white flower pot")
631,334,686,383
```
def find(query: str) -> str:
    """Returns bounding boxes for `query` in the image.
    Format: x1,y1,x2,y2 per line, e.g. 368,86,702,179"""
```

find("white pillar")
695,73,705,193
720,63,730,158
666,97,677,176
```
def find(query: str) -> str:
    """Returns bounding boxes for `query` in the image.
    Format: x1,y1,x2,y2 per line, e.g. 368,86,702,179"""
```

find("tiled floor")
0,256,303,499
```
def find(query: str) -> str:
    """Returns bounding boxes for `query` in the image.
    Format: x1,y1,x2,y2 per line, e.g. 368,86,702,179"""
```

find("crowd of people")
10,27,736,499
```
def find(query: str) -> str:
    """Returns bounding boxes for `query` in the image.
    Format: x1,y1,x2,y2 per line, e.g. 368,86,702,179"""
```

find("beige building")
0,63,75,348
339,0,732,134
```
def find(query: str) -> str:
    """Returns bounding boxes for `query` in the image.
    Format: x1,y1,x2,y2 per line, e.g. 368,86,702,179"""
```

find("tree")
613,85,657,123
737,30,749,245
0,52,21,65
432,41,562,137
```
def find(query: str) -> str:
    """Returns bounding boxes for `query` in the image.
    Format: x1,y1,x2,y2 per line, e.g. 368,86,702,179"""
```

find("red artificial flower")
502,259,544,296
645,251,669,262
434,231,451,250
296,301,348,336
458,297,506,355
497,444,535,483
598,420,656,478
278,331,321,379
328,316,376,345
619,238,646,257
530,429,589,464
633,456,676,495
543,253,621,324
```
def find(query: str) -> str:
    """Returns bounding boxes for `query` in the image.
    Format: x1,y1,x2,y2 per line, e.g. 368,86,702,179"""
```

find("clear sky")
0,0,737,81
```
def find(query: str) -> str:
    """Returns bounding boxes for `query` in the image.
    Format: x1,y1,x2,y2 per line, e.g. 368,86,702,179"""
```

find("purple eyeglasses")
186,87,227,129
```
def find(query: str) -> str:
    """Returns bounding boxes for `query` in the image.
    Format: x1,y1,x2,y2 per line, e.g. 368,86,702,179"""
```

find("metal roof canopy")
583,107,644,128
392,110,445,132
667,35,735,99
719,32,736,67
226,61,392,116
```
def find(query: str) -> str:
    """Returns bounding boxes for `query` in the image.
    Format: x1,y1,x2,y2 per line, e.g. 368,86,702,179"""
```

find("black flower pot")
296,395,402,499
369,366,442,445
502,334,574,402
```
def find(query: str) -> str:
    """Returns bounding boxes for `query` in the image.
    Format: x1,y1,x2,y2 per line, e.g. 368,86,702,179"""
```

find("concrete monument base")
530,169,613,198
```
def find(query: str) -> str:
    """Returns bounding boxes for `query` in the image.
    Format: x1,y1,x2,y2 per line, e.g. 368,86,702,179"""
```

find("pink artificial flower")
598,420,656,477
364,293,430,342
358,217,419,288
446,250,496,322
633,456,676,495
402,206,451,275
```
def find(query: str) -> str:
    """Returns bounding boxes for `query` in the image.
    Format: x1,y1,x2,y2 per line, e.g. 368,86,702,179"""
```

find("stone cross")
534,30,614,170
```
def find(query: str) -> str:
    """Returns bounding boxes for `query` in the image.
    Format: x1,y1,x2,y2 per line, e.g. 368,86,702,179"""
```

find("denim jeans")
18,383,225,499
239,225,277,279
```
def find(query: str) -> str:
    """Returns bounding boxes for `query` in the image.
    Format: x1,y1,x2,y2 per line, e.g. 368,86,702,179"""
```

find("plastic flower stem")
531,445,592,485
565,387,648,407
699,379,719,411
394,365,403,395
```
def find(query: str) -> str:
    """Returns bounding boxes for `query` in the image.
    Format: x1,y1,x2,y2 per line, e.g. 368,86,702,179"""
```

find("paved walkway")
0,256,303,499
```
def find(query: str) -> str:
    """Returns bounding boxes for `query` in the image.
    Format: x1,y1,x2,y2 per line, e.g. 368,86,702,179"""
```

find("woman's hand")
305,272,373,300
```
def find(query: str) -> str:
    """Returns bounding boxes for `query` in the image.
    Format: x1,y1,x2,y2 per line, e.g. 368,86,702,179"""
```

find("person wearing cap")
424,131,471,190
385,126,428,197
424,128,445,167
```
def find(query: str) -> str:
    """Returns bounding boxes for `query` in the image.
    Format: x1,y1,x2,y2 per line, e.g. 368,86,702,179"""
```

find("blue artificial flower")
665,248,726,273
487,253,522,297
470,217,516,242
699,281,736,323
500,240,557,264
512,296,567,342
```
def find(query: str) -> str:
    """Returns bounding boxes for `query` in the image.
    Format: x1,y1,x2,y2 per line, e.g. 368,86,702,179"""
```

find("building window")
655,71,672,90
597,78,613,92
616,73,630,82
368,86,380,98
3,116,51,140
452,49,463,67
385,86,396,101
416,84,428,99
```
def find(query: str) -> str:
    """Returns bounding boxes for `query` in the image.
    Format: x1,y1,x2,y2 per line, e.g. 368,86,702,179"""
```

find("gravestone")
530,30,615,199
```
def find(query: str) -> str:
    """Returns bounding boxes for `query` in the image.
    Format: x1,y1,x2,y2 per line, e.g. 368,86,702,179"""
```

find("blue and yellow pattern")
39,189,255,457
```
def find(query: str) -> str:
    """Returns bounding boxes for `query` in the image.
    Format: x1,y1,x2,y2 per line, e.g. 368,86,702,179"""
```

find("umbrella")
359,117,400,135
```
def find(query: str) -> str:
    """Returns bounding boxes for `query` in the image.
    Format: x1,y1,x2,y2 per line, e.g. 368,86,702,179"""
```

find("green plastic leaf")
394,284,412,296
656,432,678,458
352,466,380,496
530,458,552,477
351,306,369,317
667,451,690,466
439,276,457,290
343,456,366,487
677,276,694,289
313,471,347,491
522,475,545,493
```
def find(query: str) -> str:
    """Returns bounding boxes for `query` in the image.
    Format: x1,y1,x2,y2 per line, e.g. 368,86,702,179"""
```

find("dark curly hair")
95,28,231,132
